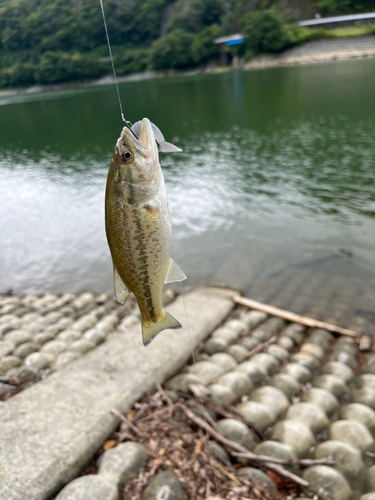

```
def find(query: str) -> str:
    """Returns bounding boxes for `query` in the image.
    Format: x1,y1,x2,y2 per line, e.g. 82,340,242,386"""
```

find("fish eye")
121,150,133,163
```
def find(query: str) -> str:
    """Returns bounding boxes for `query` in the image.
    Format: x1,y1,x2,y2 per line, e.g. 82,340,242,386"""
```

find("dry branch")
245,335,278,359
176,402,310,488
111,408,148,438
232,452,335,467
234,296,358,338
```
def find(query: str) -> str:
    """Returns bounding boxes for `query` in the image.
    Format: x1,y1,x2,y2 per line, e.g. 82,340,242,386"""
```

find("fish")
105,117,186,346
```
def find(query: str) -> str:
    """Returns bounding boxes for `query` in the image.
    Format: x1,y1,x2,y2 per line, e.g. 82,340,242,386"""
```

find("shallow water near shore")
1,58,375,328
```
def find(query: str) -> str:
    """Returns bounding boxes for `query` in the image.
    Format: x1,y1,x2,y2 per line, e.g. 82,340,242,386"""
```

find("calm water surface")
1,59,375,327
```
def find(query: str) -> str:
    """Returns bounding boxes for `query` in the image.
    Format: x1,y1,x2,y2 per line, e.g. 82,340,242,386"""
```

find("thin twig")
176,402,310,488
232,452,335,466
111,408,148,437
205,401,263,442
245,335,277,359
0,377,20,386
234,296,358,338
214,460,242,485
156,381,173,406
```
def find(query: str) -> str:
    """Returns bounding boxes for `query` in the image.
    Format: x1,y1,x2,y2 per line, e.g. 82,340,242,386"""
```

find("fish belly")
106,194,171,323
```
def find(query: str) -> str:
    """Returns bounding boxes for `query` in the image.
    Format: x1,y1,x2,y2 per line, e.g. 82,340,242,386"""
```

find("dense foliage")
0,0,374,88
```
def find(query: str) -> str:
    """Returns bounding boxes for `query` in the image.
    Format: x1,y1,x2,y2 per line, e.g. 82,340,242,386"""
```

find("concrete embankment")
1,287,375,500
243,35,375,70
0,287,235,500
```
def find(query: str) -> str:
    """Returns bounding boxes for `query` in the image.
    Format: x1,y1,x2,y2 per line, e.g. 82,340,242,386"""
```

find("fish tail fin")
142,310,182,346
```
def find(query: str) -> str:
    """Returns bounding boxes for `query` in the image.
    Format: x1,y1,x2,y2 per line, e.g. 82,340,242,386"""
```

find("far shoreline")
1,36,375,99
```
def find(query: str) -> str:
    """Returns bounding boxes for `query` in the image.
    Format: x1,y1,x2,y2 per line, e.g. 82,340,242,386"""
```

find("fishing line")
179,281,211,449
99,0,131,128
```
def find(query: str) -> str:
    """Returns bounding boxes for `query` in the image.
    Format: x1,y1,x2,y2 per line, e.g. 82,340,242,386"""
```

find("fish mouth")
118,118,155,159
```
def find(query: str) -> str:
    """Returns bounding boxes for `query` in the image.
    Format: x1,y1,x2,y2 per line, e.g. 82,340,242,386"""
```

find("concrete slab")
0,287,236,500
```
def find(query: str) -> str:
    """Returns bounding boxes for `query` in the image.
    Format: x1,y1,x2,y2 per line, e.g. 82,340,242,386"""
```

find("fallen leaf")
149,439,158,451
103,439,117,451
266,469,284,489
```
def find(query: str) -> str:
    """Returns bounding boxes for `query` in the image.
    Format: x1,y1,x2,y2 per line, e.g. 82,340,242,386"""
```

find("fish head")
113,117,159,189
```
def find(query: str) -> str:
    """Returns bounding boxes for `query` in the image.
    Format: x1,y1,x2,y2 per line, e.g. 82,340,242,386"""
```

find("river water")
1,59,375,329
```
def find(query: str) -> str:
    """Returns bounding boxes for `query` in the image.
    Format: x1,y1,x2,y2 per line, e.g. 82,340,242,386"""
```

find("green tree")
192,24,222,63
36,51,105,84
115,48,151,75
166,0,226,33
151,29,194,70
240,9,289,54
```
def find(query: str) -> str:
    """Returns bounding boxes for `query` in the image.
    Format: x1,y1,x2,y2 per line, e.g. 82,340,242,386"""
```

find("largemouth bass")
105,118,186,346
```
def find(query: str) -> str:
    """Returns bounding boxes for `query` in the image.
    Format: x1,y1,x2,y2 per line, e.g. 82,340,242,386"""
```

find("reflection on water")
1,59,375,329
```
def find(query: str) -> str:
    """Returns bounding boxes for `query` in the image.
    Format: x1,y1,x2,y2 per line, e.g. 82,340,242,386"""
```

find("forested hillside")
0,0,374,88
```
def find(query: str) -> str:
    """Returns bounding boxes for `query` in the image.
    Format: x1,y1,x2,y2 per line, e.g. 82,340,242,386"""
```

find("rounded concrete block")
250,353,279,374
272,420,315,458
250,386,289,419
209,353,238,372
69,339,96,355
330,351,357,369
167,373,201,392
240,337,260,351
208,384,237,406
270,373,300,400
313,375,348,400
330,420,374,452
282,363,311,383
286,402,329,434
227,344,248,363
216,418,255,451
98,442,147,487
215,371,253,398
204,337,227,354
237,467,277,494
142,470,184,500
235,361,267,386
189,361,225,385
235,401,274,433
302,388,340,416
301,342,324,359
267,344,289,363
359,375,375,392
352,388,375,411
315,440,364,486
0,340,15,357
13,342,40,359
323,362,354,384
53,351,81,369
292,352,320,376
0,355,22,375
4,330,32,346
55,475,118,500
278,336,294,351
41,341,68,357
302,466,351,500
242,310,267,329
57,330,82,344
341,404,375,435
254,440,297,462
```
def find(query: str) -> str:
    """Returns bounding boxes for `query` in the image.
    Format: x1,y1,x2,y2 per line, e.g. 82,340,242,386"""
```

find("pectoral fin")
113,265,130,305
165,258,187,284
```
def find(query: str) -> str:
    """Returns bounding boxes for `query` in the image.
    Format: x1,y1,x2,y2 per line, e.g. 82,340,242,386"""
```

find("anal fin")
113,265,130,305
165,258,187,284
